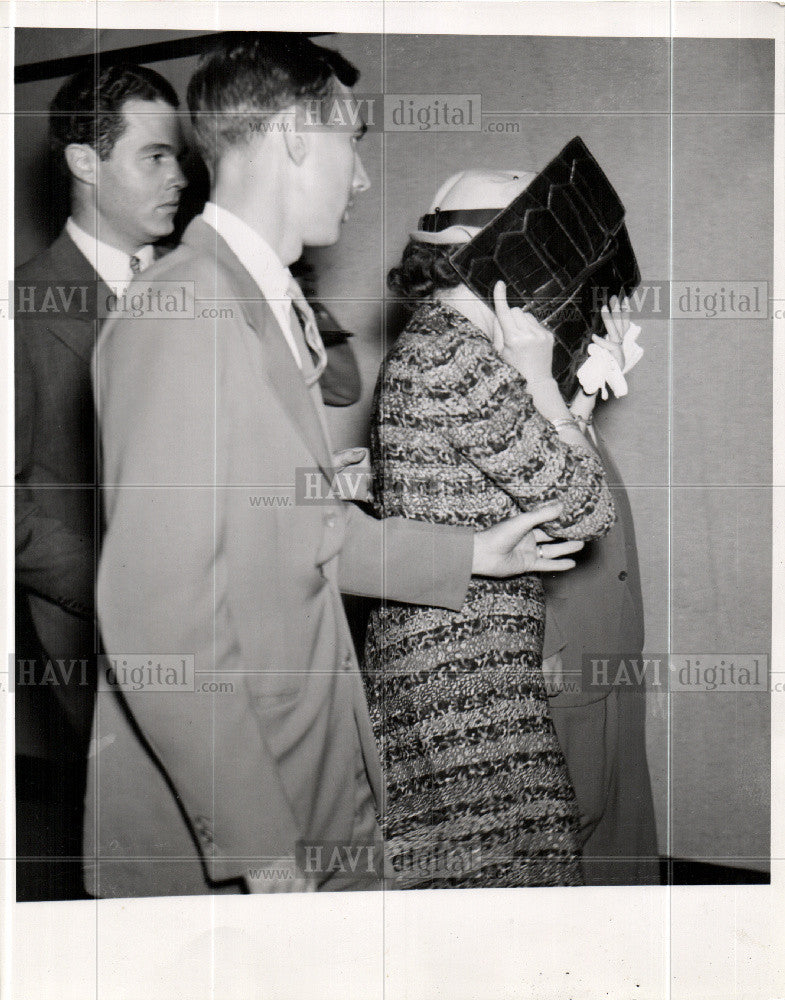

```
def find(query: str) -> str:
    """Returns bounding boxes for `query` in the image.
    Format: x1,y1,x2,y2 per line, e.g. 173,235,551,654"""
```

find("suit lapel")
181,219,335,481
40,230,114,366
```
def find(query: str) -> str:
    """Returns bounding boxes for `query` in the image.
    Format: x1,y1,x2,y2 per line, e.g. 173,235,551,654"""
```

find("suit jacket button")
618,570,628,581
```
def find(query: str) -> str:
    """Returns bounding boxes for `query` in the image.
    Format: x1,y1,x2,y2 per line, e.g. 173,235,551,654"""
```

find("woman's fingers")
495,280,556,342
538,539,584,558
600,304,615,339
531,529,585,547
600,303,623,342
611,293,631,332
493,281,525,341
493,280,512,325
494,281,540,334
532,532,584,571
535,556,577,572
611,294,622,329
600,293,632,342
509,503,564,534
611,294,631,337
523,311,552,337
621,294,631,334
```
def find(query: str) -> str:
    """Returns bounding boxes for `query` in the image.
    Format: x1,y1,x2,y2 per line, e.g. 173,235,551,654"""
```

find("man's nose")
353,154,371,194
169,159,188,191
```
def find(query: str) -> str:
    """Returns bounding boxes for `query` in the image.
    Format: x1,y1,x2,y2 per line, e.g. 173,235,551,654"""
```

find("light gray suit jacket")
85,218,472,897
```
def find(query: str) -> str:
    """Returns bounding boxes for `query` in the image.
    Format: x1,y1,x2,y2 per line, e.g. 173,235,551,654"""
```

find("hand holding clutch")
492,280,554,384
577,295,643,399
448,136,641,398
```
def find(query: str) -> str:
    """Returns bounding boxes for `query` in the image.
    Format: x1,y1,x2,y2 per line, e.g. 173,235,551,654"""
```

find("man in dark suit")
542,300,659,885
86,33,580,898
544,439,659,885
14,63,186,899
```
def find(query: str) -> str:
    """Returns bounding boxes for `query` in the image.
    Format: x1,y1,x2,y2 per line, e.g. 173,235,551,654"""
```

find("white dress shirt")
66,217,154,295
200,201,303,368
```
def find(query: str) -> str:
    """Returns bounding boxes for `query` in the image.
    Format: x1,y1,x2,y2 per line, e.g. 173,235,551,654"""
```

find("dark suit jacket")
15,230,108,611
543,433,644,706
14,230,111,751
85,217,473,897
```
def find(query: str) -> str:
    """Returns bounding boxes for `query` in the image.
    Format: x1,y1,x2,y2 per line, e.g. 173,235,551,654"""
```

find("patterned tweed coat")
363,301,616,888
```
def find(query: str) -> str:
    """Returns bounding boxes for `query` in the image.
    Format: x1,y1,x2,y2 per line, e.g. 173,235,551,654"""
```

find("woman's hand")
492,280,554,386
593,294,630,369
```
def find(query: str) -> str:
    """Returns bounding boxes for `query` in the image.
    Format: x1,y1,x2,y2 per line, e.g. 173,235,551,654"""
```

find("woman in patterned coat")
362,170,617,888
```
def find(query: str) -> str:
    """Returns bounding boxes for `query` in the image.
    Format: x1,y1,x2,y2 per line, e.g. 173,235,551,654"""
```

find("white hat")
411,169,536,245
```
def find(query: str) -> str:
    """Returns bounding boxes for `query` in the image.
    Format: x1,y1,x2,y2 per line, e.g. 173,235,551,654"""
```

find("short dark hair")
387,238,463,303
187,32,360,172
49,63,179,170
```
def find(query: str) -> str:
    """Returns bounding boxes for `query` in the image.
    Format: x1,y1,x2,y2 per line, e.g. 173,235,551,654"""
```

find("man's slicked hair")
187,32,360,173
49,63,180,171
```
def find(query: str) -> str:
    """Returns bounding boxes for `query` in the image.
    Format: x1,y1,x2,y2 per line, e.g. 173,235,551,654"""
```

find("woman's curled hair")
387,239,463,302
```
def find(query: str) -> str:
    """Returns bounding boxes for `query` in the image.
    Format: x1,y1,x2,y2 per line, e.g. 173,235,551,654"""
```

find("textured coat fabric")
362,301,616,888
85,219,474,898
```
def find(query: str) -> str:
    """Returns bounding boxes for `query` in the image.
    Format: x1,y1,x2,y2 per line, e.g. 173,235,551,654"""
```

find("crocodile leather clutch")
448,136,640,397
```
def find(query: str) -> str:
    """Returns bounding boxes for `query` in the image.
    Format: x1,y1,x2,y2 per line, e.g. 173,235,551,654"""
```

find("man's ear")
64,143,99,185
282,120,308,167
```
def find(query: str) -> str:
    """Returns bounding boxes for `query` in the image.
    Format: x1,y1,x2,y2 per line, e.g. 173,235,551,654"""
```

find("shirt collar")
200,201,291,307
66,217,154,290
200,201,305,369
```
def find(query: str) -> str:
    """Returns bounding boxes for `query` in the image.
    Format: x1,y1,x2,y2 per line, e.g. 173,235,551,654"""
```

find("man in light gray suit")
86,33,580,897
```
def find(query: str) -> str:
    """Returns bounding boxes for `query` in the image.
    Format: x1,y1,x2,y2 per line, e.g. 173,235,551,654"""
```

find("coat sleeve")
15,326,94,617
339,503,472,611
433,335,616,541
94,299,301,883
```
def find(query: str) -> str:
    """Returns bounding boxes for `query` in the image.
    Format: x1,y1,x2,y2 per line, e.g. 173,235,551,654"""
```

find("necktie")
287,278,327,387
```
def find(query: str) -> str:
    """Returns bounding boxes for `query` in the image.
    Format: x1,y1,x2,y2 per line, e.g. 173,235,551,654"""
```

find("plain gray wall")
15,30,773,869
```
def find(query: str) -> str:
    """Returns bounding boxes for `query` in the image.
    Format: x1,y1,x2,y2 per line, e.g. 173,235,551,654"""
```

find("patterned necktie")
287,278,327,386
129,255,142,276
